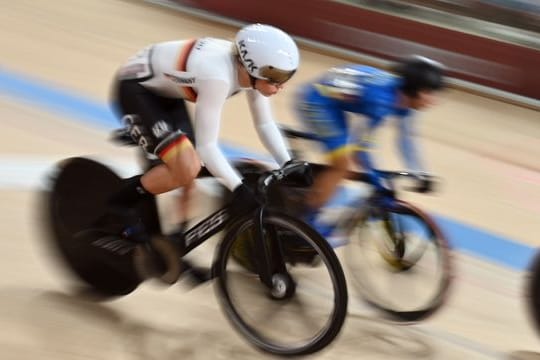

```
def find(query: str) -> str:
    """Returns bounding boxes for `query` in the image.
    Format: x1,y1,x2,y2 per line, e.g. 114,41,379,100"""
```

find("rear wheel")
214,210,348,356
346,200,452,322
42,157,145,297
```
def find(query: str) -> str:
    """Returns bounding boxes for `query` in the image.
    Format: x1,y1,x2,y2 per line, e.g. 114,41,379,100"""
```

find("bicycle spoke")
346,201,451,322
215,210,347,355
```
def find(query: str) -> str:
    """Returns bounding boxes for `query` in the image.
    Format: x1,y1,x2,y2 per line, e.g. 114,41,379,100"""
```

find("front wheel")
526,250,540,335
214,210,348,356
346,200,452,322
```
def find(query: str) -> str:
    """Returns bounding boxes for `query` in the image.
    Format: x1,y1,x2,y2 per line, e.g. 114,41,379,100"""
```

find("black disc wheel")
42,157,143,297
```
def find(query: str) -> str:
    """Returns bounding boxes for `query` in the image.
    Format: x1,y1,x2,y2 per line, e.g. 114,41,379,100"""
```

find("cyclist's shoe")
91,205,149,243
133,243,167,280
133,235,183,284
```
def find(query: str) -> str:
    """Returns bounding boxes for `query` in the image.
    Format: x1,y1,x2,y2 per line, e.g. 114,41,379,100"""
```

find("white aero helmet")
235,23,299,84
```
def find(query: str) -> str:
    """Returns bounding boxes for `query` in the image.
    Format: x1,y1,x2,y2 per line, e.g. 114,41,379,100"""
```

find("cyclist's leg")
307,151,352,210
94,80,158,238
113,80,199,211
155,95,197,234
351,122,388,191
110,80,200,281
295,88,353,236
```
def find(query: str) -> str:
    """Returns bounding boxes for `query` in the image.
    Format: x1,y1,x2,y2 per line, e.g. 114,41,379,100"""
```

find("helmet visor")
259,66,296,85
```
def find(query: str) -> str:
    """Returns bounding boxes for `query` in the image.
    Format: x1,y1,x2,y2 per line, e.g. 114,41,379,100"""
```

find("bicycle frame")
278,125,427,241
45,130,349,354
178,202,280,288
182,205,232,254
271,126,451,323
182,164,314,289
111,126,303,288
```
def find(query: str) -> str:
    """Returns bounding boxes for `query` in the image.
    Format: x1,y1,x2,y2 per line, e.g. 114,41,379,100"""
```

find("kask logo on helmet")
237,40,258,73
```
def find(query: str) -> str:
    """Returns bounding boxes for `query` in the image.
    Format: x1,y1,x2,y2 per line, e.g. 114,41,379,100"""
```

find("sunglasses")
260,66,296,85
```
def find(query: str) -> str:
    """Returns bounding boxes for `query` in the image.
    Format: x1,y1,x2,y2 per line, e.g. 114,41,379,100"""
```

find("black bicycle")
525,250,540,336
231,125,453,322
41,138,348,356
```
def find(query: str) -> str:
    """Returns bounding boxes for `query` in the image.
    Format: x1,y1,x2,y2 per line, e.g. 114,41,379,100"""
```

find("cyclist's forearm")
254,121,291,167
247,90,291,167
397,114,425,173
398,132,425,173
197,143,242,191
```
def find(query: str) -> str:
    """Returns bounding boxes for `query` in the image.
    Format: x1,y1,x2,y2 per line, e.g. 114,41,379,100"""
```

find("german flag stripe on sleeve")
176,39,198,102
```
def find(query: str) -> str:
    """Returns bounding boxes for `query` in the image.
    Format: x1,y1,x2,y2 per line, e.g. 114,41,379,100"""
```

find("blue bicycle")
232,125,453,322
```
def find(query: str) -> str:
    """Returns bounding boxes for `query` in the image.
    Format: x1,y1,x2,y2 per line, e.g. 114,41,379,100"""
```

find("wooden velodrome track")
1,1,540,359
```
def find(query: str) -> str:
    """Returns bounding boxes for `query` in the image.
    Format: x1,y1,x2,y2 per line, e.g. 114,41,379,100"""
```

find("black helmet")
393,55,446,97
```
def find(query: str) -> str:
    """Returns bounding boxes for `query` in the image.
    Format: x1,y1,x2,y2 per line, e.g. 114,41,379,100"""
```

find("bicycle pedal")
133,245,164,281
152,236,183,284
133,237,183,285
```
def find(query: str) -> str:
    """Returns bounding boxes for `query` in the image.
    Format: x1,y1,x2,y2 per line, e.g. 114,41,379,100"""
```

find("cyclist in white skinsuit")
106,23,310,282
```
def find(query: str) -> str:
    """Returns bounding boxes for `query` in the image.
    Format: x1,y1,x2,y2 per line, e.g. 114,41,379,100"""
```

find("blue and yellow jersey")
313,64,409,119
295,64,424,184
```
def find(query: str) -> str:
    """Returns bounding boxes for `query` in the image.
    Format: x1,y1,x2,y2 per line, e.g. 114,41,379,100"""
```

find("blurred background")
0,0,539,359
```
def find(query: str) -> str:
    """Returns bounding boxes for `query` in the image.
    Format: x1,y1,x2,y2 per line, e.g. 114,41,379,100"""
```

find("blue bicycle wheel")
346,199,453,322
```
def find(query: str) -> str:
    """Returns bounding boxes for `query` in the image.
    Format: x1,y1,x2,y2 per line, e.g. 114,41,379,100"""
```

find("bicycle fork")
252,207,294,299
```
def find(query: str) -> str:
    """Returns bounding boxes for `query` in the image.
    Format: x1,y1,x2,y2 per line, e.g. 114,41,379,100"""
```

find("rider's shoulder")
150,37,232,54
325,64,389,79
192,37,233,51
313,64,398,103
320,64,397,90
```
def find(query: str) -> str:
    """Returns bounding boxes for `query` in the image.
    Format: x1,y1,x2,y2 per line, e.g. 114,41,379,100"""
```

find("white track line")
0,155,140,190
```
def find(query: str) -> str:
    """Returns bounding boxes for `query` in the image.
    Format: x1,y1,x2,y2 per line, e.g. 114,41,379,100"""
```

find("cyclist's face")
255,79,285,97
410,90,438,110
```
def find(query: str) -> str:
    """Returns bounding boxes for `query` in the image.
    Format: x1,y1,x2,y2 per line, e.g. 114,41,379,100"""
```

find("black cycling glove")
230,182,261,215
415,173,436,193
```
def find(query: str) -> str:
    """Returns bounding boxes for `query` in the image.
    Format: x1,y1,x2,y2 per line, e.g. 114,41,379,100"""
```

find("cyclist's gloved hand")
370,170,395,198
414,172,436,193
282,159,313,187
230,181,261,215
